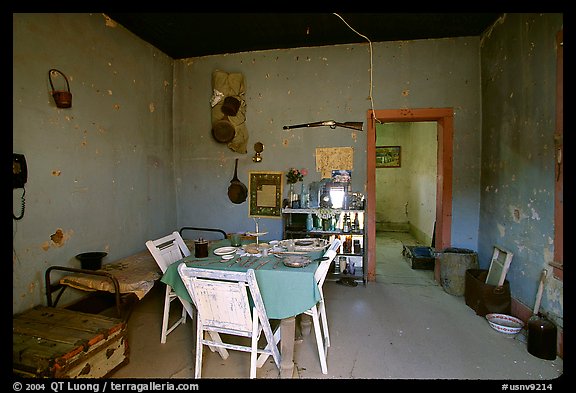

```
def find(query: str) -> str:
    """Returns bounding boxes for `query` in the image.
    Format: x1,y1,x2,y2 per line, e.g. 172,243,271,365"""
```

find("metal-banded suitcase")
13,306,129,378
402,245,436,270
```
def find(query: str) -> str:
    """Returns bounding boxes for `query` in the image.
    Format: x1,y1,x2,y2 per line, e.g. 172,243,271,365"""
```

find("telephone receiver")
13,153,27,220
13,153,27,189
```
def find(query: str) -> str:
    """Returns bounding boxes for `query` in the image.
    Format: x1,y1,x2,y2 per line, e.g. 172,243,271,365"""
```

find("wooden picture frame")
248,172,283,218
376,146,401,168
485,245,514,286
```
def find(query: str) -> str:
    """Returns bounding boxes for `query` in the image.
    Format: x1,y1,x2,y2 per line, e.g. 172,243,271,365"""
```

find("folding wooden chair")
146,231,194,344
178,265,281,379
303,238,341,374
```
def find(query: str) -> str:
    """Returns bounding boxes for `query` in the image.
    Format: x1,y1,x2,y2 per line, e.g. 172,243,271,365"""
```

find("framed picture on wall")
376,146,401,168
248,171,283,218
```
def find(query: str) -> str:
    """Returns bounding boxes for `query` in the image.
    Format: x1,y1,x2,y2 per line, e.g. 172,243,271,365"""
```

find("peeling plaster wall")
375,123,412,228
405,122,438,245
173,38,482,249
13,13,176,314
375,121,438,245
479,13,563,326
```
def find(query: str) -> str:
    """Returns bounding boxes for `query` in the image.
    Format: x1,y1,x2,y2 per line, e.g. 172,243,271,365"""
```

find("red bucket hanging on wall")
49,69,72,108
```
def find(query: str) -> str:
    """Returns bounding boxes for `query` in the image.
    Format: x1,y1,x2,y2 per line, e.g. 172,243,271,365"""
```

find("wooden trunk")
403,245,435,270
13,306,129,378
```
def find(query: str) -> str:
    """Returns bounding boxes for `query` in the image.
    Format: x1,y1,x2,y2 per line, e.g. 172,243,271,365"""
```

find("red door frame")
366,108,454,282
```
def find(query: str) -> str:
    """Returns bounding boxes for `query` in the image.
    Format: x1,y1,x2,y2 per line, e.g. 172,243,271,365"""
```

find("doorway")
366,108,454,283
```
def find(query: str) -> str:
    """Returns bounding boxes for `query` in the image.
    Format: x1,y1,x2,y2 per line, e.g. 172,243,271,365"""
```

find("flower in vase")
286,167,307,184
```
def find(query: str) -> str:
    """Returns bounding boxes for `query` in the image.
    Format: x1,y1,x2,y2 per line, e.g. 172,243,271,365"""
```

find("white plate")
213,246,237,256
246,231,268,237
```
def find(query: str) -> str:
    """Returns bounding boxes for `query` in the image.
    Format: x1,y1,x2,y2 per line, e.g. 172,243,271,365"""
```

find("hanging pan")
212,117,236,143
228,158,247,204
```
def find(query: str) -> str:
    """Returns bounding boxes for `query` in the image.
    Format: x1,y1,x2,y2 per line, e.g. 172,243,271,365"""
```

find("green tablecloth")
161,241,322,320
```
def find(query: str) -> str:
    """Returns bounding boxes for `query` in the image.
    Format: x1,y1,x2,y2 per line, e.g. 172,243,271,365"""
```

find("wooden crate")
13,306,129,378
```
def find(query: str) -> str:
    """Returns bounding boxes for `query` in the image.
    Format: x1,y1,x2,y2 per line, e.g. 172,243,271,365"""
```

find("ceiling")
105,13,504,59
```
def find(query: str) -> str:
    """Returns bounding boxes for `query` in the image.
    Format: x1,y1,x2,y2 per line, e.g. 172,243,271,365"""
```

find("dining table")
161,238,325,378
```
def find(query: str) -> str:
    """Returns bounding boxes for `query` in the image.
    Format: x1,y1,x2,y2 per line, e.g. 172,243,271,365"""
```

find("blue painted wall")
479,13,563,327
13,14,177,312
173,37,484,249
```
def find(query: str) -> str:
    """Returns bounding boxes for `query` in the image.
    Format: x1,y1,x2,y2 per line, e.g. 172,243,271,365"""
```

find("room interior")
12,13,563,378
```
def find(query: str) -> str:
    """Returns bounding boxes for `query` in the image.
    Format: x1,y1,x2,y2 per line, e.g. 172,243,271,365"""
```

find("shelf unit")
282,208,366,285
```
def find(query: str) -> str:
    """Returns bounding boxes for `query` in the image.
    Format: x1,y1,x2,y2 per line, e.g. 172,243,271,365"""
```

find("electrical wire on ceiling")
332,13,382,124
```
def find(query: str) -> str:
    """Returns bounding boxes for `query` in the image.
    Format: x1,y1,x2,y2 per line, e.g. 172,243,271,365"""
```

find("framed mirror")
248,172,283,218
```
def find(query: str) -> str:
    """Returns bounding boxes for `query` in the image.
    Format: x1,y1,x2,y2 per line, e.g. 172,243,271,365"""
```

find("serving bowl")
486,313,524,334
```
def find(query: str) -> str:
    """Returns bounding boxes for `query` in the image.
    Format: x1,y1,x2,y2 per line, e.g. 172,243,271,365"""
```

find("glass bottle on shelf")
301,183,309,208
342,213,350,233
288,183,295,205
353,212,360,232
306,213,313,231
322,218,331,231
289,183,300,208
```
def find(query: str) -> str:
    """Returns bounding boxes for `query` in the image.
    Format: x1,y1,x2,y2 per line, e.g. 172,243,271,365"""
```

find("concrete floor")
111,231,563,382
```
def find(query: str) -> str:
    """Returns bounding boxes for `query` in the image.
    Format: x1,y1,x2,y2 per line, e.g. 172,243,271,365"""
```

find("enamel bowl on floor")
486,313,524,334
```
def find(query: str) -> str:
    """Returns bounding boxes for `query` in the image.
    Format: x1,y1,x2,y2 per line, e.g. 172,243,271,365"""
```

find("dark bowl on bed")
76,252,107,270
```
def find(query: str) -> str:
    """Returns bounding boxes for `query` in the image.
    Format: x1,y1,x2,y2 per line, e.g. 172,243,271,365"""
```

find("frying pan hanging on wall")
228,158,248,204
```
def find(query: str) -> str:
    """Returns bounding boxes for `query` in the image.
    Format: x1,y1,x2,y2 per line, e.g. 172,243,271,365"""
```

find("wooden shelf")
282,208,367,286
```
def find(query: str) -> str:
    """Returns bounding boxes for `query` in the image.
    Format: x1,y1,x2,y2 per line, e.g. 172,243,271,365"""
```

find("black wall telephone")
13,153,27,189
13,153,27,220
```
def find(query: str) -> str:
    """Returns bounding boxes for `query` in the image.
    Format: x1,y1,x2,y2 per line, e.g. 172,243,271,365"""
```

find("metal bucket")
49,69,72,108
440,248,479,296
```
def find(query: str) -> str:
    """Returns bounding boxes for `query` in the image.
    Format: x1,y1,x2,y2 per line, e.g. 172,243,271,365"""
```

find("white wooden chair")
304,238,341,374
177,264,281,379
146,231,194,344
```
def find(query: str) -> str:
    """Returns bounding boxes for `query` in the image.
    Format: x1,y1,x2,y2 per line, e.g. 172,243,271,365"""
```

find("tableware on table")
279,238,328,252
195,238,209,258
244,243,260,254
255,260,269,270
258,243,270,256
295,239,314,246
271,250,308,255
227,256,242,267
213,246,237,256
283,255,311,268
229,233,242,247
221,254,235,260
